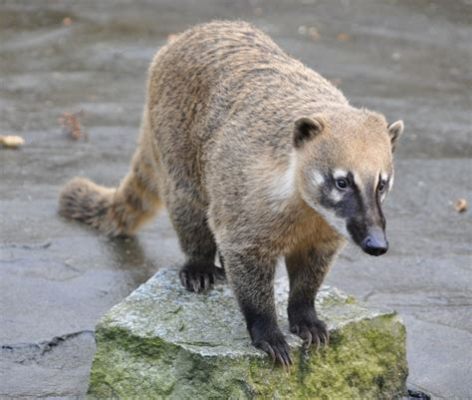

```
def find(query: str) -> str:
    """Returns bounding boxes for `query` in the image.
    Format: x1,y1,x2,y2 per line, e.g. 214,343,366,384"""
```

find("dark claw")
275,350,285,367
305,330,313,348
179,263,226,293
321,331,330,346
274,344,292,368
281,344,293,368
257,341,276,363
203,274,210,290
290,317,329,351
179,271,188,288
254,337,292,368
313,333,321,351
192,275,200,292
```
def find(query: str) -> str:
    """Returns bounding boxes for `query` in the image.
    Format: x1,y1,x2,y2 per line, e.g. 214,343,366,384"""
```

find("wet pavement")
0,0,471,398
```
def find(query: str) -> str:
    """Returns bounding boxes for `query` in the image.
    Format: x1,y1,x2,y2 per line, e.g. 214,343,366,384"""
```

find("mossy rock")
88,269,408,399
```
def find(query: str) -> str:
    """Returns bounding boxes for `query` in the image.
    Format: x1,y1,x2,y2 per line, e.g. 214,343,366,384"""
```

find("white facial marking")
388,174,394,190
379,172,390,202
352,172,362,186
312,170,325,186
333,169,348,179
301,194,349,239
308,168,349,238
329,188,343,203
352,171,364,192
352,172,360,185
313,205,350,239
268,154,297,202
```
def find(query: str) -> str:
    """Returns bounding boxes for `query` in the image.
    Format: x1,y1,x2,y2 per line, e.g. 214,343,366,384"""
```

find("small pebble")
0,135,25,149
167,34,179,43
391,51,402,61
298,25,307,36
308,27,320,40
62,17,73,26
454,198,468,213
336,32,351,41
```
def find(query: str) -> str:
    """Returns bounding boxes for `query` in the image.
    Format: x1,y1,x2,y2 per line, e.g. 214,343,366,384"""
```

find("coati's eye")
378,180,387,193
335,178,349,190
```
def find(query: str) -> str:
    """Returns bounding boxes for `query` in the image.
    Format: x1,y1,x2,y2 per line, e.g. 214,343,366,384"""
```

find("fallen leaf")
167,34,179,43
454,198,468,213
58,111,87,141
62,17,73,26
336,32,351,42
330,78,342,87
0,135,25,149
298,25,307,36
308,27,320,40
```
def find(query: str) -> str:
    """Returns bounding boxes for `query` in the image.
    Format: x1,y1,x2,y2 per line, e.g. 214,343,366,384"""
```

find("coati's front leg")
222,249,292,367
167,199,224,293
285,247,336,348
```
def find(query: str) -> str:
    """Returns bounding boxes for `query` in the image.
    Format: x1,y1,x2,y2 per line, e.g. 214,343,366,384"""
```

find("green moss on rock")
88,269,408,399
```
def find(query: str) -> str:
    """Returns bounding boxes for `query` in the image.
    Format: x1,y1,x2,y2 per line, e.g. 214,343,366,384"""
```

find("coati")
59,21,404,366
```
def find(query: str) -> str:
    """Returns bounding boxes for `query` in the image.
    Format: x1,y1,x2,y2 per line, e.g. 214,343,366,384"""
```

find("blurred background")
1,0,471,398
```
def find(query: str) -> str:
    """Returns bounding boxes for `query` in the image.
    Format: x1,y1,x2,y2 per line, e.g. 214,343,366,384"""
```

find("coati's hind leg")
167,199,224,293
285,246,336,348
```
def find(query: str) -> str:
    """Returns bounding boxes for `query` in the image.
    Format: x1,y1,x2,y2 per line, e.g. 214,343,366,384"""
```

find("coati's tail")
59,113,162,237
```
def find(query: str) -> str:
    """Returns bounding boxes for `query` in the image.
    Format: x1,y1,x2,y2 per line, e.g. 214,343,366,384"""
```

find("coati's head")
293,108,404,256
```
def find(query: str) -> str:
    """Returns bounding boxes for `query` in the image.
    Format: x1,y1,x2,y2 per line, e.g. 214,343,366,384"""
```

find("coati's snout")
348,221,389,256
361,228,388,256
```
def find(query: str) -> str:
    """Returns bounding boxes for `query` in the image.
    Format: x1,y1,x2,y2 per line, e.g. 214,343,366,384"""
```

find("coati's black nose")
361,233,388,256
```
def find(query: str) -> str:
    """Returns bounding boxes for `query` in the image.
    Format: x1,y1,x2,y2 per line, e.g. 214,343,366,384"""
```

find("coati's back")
147,21,348,149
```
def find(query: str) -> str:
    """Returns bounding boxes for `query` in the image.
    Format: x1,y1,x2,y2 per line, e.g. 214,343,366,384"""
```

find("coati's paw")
179,262,225,293
290,313,329,349
251,325,293,367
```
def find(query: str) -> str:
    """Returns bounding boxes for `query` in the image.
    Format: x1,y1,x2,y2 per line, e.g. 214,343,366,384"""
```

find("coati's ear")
387,120,404,152
293,117,324,148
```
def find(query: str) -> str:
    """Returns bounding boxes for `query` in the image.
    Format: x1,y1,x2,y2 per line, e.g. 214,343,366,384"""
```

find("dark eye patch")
335,178,350,190
329,171,356,190
319,171,362,215
378,180,387,193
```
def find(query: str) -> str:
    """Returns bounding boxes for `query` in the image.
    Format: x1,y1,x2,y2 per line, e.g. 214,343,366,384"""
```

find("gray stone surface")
1,331,95,400
88,269,407,399
1,0,471,398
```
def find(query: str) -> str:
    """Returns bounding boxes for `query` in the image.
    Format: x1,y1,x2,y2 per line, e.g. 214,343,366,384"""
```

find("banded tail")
59,113,162,237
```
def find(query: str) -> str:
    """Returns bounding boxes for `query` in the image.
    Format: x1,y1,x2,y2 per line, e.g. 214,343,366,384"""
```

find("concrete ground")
0,0,471,398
